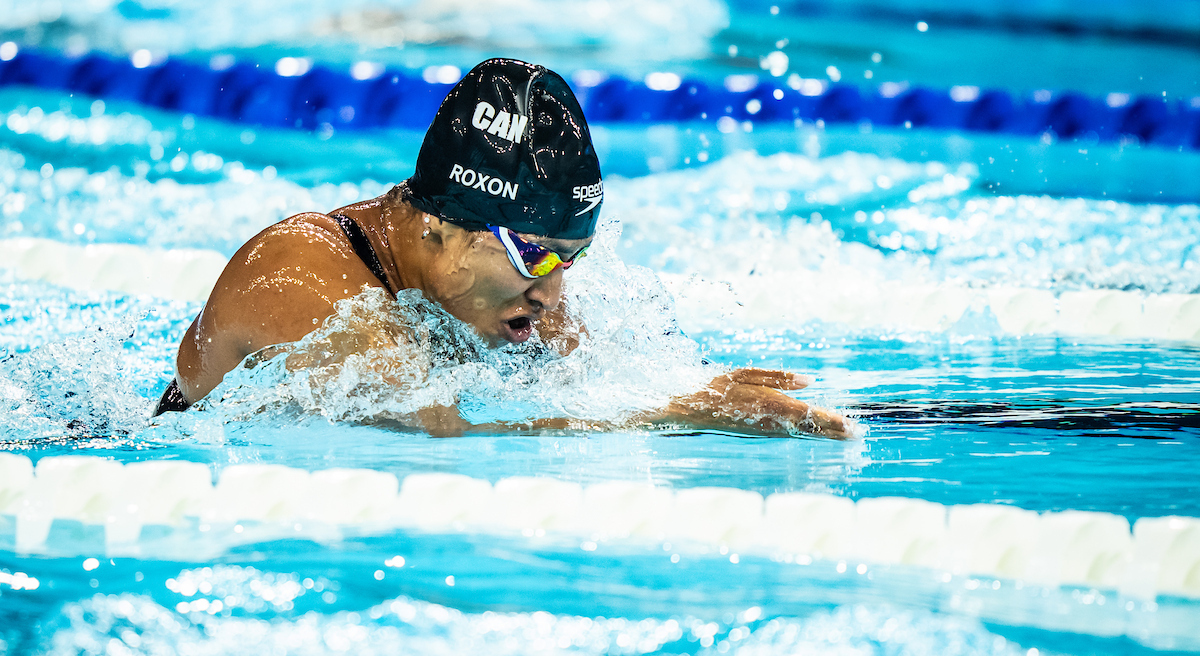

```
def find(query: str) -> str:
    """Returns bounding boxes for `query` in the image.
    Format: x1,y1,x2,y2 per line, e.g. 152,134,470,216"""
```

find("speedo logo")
471,101,529,144
572,180,603,216
449,164,519,201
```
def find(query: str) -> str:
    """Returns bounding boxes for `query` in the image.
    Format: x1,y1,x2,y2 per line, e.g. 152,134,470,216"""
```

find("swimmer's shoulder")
200,213,384,335
223,212,380,291
176,211,389,403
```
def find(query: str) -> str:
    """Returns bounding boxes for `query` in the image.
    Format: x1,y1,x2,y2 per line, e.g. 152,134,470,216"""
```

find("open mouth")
500,316,535,343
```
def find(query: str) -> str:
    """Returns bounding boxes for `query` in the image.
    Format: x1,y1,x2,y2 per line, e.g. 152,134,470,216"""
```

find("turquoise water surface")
3,1,1200,654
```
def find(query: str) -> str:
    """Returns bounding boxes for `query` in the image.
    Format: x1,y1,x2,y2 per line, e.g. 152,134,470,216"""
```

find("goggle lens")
489,225,587,278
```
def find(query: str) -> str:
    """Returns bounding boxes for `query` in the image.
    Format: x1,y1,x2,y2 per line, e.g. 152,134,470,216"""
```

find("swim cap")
406,59,603,241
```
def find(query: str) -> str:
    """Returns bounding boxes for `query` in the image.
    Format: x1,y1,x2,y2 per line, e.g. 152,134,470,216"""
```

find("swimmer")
156,58,850,439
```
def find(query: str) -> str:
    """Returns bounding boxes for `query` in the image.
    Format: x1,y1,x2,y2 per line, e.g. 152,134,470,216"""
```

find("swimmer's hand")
653,368,852,440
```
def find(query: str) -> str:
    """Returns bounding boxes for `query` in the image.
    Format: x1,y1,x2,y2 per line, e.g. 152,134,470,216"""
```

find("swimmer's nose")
525,268,563,313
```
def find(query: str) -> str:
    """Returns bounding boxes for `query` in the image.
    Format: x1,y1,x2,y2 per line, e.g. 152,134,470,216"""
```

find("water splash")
894,195,1200,293
610,150,1200,299
610,151,976,278
0,144,391,255
193,218,714,430
0,312,150,441
0,274,203,444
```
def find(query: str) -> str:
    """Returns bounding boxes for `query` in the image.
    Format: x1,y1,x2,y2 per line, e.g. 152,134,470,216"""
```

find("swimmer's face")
422,218,590,345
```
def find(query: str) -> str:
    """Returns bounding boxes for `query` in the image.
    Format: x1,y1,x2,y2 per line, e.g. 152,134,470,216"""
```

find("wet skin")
172,187,850,439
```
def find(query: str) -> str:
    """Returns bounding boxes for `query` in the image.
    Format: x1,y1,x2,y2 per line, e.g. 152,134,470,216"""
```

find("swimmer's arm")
365,406,590,438
174,214,387,404
643,368,852,440
395,369,851,439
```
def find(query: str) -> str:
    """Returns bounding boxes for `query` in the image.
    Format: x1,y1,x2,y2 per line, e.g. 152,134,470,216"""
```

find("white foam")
4,456,1199,600
607,151,1200,338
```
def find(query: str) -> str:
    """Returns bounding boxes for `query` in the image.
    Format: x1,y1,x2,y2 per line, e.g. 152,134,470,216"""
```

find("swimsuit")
330,213,397,294
153,377,190,416
152,213,393,416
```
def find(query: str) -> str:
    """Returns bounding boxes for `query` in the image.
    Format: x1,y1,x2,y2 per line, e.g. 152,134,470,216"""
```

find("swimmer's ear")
418,213,446,244
422,214,466,245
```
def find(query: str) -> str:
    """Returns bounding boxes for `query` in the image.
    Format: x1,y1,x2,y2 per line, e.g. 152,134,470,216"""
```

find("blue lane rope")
1,47,1198,150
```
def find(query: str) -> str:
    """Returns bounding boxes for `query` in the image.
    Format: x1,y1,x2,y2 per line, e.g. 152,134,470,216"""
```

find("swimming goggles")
488,225,587,278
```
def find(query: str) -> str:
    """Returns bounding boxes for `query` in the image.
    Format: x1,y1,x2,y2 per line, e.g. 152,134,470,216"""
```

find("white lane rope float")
4,237,1200,340
0,238,228,303
1,453,1197,602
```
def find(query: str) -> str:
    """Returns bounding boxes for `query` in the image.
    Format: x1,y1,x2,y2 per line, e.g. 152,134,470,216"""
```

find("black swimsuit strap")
331,213,394,294
153,378,190,416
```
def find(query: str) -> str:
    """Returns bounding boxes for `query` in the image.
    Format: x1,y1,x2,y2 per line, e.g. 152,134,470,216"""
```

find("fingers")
768,393,851,439
720,384,853,439
662,376,853,440
805,405,853,440
727,368,810,390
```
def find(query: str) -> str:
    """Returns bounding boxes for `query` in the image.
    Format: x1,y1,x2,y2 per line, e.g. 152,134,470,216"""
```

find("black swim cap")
406,59,603,241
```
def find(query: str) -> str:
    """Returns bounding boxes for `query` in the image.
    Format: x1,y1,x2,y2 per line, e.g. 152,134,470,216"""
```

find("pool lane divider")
4,237,1200,340
1,45,1198,149
0,238,226,303
661,272,1200,341
1,453,1198,602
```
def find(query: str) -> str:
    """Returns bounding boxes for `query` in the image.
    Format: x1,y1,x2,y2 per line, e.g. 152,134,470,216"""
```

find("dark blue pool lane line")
2,48,1200,150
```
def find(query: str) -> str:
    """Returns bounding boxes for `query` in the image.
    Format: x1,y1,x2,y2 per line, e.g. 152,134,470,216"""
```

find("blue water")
3,1,1200,654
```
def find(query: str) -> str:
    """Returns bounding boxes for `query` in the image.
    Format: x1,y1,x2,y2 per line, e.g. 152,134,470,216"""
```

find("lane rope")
5,237,1199,340
1,453,1198,601
0,45,1197,149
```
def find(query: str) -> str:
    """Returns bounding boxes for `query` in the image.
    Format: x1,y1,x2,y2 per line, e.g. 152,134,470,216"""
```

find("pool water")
3,1,1200,654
